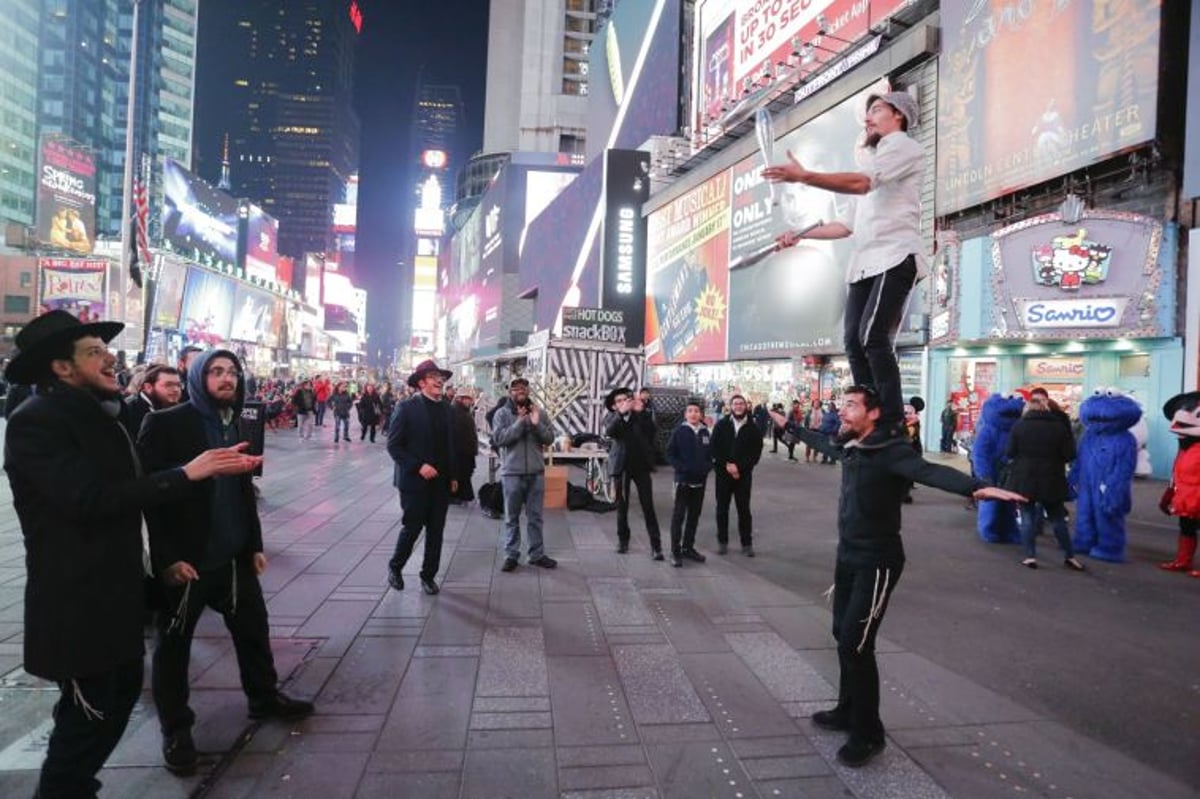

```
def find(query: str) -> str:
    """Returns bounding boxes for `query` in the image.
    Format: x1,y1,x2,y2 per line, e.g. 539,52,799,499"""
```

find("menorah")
528,375,588,464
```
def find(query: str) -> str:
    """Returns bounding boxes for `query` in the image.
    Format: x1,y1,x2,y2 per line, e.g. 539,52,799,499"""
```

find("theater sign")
988,210,1174,340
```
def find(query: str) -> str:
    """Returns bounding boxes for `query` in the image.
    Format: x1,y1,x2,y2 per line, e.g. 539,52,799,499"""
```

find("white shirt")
838,131,926,284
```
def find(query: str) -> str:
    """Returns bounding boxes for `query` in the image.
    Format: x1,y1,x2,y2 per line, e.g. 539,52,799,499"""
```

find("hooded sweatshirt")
187,349,251,570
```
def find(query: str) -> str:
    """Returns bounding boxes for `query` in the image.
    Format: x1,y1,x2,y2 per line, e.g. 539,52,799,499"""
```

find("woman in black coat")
1004,396,1085,570
356,384,382,442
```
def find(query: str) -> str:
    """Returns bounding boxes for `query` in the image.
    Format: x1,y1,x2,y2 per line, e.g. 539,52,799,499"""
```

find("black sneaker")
651,550,665,561
683,548,707,563
248,692,314,721
1064,556,1085,571
616,541,629,554
529,555,558,569
811,708,851,731
387,569,404,591
671,554,683,567
741,545,755,558
501,557,519,572
717,542,729,555
420,577,440,595
1022,557,1038,569
162,729,197,775
836,738,886,768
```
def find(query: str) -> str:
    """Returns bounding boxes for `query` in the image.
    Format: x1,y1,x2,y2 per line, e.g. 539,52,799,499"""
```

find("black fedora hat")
604,386,633,412
1163,391,1200,421
407,358,452,388
5,310,123,384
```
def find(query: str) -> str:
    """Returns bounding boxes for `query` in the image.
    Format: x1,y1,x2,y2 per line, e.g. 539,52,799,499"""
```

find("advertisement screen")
323,271,359,334
240,203,280,283
692,0,906,143
153,257,188,330
36,138,97,255
162,158,240,266
525,170,578,229
38,258,107,320
230,285,278,345
586,0,682,161
179,268,235,345
937,0,1160,214
725,82,885,357
304,254,322,306
645,170,731,364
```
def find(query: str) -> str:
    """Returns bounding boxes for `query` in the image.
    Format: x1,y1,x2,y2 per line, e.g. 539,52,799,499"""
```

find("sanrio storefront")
927,209,1181,479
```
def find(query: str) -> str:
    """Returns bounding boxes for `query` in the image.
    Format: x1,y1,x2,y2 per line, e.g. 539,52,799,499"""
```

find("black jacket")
604,410,657,476
797,427,984,568
1003,410,1075,503
138,350,263,575
123,392,155,439
357,392,382,424
388,393,457,492
4,382,190,680
711,414,764,472
451,403,479,462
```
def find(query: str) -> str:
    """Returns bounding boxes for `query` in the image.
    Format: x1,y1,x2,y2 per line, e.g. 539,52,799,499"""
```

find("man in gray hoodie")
490,378,558,572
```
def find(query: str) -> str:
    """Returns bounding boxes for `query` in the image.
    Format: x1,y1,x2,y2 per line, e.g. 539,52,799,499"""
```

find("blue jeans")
334,416,349,441
1018,501,1073,559
501,474,545,560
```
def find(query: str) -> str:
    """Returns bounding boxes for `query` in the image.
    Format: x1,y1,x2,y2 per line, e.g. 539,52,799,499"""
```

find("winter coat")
666,422,712,485
711,414,764,472
330,390,354,418
451,403,480,463
292,387,316,413
387,393,457,493
604,410,657,477
1004,410,1076,504
819,409,840,436
5,382,191,680
491,403,555,476
356,393,382,424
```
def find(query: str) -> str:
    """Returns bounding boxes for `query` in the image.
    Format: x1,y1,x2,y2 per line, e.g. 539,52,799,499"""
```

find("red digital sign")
348,0,363,34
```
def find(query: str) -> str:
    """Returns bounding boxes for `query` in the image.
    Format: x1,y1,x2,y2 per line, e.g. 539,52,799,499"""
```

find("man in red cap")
764,89,925,437
386,360,458,594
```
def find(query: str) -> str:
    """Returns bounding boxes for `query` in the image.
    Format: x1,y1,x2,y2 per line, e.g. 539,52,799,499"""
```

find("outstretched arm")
762,150,870,195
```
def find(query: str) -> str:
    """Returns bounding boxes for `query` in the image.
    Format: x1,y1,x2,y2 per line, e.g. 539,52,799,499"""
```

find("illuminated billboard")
38,258,107,321
36,138,96,255
692,0,905,144
180,268,235,345
239,202,280,283
153,257,188,330
937,0,1160,214
161,158,240,268
421,149,448,170
585,0,683,161
230,285,278,345
323,271,359,333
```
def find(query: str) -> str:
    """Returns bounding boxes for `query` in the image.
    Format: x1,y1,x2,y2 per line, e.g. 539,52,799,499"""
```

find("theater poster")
38,258,107,321
938,0,1161,214
645,170,731,365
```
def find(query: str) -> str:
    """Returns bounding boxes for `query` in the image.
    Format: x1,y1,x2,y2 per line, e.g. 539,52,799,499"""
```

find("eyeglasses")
206,367,241,379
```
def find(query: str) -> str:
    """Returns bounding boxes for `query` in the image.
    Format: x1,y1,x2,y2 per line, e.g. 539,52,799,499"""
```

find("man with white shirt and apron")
764,90,924,436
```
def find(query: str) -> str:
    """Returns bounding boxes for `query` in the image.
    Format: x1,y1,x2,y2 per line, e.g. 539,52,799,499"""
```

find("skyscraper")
195,0,361,259
482,0,598,156
0,0,39,228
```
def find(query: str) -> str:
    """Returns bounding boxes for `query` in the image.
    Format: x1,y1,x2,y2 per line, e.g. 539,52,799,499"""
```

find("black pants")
360,422,377,442
714,469,754,546
37,657,143,799
831,560,904,745
615,470,661,550
669,483,705,555
843,256,917,425
453,461,476,502
390,483,450,580
314,401,326,426
940,425,956,453
153,559,278,736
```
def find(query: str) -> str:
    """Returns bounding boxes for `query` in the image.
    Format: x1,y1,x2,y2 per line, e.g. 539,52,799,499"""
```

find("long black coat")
711,414,764,472
387,394,457,493
3,383,190,680
1003,410,1076,503
138,402,263,573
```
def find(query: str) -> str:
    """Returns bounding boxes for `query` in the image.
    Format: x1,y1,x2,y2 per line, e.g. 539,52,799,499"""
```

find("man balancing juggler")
763,90,925,436
771,386,1025,767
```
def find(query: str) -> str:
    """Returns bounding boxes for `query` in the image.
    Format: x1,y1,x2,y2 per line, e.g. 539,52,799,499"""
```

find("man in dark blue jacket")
665,399,712,567
140,349,313,776
387,360,457,595
775,387,1023,768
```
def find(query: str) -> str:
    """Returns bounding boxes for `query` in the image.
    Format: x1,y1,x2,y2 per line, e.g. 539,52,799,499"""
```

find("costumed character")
1158,391,1200,576
1070,388,1140,562
970,393,1025,543
1131,412,1152,477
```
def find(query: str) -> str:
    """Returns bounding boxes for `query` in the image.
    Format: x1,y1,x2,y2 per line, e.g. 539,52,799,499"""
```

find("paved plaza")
0,422,1195,798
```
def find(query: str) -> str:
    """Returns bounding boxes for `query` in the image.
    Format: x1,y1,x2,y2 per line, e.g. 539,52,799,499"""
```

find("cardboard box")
544,464,569,508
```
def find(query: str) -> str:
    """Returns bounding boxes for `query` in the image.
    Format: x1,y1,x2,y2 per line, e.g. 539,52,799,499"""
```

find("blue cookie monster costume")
970,393,1025,543
1070,389,1141,562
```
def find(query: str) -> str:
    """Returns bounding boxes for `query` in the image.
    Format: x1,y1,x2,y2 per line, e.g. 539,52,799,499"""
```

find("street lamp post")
117,0,142,353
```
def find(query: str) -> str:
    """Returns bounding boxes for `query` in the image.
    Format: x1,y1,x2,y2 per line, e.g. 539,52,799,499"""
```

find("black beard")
833,428,858,444
732,410,747,420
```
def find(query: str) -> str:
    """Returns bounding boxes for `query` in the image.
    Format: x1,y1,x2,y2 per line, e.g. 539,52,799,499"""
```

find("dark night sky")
354,0,489,361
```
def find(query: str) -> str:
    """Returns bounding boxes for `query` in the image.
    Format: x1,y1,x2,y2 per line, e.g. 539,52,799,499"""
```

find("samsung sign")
601,149,650,347
1019,298,1128,329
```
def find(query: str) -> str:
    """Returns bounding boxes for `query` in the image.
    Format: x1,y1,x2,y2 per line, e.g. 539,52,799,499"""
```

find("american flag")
130,174,151,288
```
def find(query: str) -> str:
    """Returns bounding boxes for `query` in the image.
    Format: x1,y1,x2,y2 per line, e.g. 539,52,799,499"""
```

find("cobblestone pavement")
0,422,1194,798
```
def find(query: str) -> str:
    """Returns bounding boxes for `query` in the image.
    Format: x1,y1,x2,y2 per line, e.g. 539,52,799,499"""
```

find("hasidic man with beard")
772,387,1023,768
139,349,313,776
3,312,261,797
710,394,763,556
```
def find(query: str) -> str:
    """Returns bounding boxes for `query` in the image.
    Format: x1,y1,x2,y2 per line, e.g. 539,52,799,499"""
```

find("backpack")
478,482,504,518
